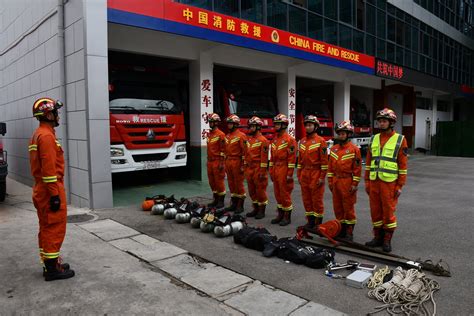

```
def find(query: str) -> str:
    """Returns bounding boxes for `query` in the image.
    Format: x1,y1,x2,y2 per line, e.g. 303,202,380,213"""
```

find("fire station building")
1,0,473,209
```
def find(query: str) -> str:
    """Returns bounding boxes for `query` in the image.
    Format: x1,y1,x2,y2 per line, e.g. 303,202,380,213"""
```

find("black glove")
50,195,61,212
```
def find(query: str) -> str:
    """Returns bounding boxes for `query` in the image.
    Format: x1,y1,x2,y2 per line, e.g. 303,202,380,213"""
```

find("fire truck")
214,80,277,139
295,86,334,147
108,55,188,173
350,97,372,158
0,122,7,201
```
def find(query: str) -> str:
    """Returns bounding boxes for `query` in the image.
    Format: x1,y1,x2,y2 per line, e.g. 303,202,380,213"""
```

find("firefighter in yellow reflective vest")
365,108,408,253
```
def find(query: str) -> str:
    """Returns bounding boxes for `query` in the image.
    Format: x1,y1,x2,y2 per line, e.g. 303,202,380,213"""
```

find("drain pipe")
57,0,71,200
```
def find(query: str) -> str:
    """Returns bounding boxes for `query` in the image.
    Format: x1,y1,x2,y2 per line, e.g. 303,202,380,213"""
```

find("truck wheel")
0,181,5,202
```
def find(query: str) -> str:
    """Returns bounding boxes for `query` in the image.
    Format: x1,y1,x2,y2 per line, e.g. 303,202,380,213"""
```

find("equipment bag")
270,237,335,268
234,227,277,251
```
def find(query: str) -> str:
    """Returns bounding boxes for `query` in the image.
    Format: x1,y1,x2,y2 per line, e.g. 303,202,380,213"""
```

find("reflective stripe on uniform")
28,144,38,151
372,220,383,227
288,163,295,168
308,143,321,150
330,151,338,160
352,176,361,182
321,165,328,170
42,176,58,183
385,222,397,229
327,172,334,177
341,153,355,161
278,143,288,150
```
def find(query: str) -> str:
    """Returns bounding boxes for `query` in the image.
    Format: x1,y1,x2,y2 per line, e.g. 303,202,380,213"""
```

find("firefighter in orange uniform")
327,120,362,241
244,116,269,219
297,115,328,229
29,98,75,281
270,114,297,226
224,114,247,213
365,108,408,252
206,113,226,208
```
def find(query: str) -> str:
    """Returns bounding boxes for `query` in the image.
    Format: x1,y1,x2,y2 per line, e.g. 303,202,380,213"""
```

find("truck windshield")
351,104,371,126
110,98,181,114
228,96,277,117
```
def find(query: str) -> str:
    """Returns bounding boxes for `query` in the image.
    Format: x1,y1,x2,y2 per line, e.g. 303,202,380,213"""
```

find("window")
308,0,322,14
377,9,386,38
324,19,338,44
324,0,337,19
366,5,376,34
308,13,323,40
267,0,287,30
356,0,364,29
377,39,385,59
416,97,432,110
437,101,449,112
179,0,212,9
339,24,352,49
396,20,405,45
366,35,375,56
353,29,364,53
241,0,264,23
289,5,307,35
215,1,239,17
396,46,403,64
339,0,352,24
387,15,396,41
387,42,395,62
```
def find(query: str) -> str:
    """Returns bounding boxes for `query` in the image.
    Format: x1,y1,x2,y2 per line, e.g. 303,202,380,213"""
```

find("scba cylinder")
190,217,201,228
200,221,215,233
214,221,244,237
150,204,165,215
163,207,178,219
175,212,191,223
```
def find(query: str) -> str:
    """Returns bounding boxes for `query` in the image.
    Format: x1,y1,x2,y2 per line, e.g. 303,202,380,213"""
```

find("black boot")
234,198,245,214
337,223,347,238
271,208,283,224
225,197,237,212
216,194,225,209
255,204,266,219
43,260,70,277
279,211,292,226
246,203,259,217
315,216,323,227
304,216,316,230
207,193,218,207
342,224,354,242
44,258,75,281
382,230,393,253
365,228,384,247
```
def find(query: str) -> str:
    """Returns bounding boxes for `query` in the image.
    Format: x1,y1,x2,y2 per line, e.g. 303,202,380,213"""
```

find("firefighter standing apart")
270,114,297,226
29,98,75,281
365,108,408,253
206,113,226,208
297,115,328,229
327,120,362,241
224,114,247,213
244,116,270,219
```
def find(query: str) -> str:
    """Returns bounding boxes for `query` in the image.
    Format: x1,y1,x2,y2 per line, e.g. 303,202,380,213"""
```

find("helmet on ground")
208,113,221,122
248,116,263,127
32,98,63,117
335,120,354,134
304,115,320,127
226,114,240,124
376,108,397,123
273,114,289,124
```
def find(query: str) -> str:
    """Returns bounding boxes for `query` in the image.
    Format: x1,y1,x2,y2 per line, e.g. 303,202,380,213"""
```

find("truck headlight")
176,144,186,153
111,147,124,157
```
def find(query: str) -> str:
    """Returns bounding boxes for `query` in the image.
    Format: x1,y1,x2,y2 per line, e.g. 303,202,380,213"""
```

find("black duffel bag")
234,227,277,251
266,237,335,268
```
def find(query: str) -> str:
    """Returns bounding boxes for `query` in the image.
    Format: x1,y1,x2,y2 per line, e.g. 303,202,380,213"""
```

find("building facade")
1,0,473,209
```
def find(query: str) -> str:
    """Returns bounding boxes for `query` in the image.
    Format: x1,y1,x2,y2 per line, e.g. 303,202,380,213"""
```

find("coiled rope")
367,267,440,316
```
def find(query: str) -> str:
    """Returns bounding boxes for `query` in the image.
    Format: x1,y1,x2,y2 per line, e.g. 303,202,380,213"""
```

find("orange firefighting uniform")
207,128,226,197
29,122,67,263
365,131,408,232
244,132,269,206
328,141,362,224
225,129,247,199
297,133,328,218
270,132,297,212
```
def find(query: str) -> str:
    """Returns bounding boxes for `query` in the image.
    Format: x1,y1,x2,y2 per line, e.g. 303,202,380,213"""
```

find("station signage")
107,0,375,75
375,59,404,80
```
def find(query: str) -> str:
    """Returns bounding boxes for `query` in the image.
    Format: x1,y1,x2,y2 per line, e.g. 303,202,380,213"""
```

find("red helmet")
304,115,320,127
32,98,63,117
208,113,221,122
248,116,263,127
273,113,289,124
335,120,354,134
376,108,397,123
226,114,241,124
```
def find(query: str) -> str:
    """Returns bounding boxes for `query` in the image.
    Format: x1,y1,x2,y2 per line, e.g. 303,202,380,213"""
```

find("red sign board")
375,60,404,80
108,0,375,74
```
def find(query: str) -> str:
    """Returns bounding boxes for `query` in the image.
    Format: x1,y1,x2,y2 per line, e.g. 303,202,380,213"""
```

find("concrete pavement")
0,178,343,315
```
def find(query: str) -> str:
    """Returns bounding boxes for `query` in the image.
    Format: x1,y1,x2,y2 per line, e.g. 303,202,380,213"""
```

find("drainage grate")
67,214,95,223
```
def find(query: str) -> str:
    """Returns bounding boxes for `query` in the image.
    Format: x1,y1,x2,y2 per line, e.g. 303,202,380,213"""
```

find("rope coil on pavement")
367,267,440,316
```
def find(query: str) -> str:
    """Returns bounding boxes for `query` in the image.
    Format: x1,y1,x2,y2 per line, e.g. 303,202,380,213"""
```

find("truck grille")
132,153,169,162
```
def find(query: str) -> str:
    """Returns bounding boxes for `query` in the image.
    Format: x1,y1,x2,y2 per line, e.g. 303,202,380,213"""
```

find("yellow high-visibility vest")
369,133,404,182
